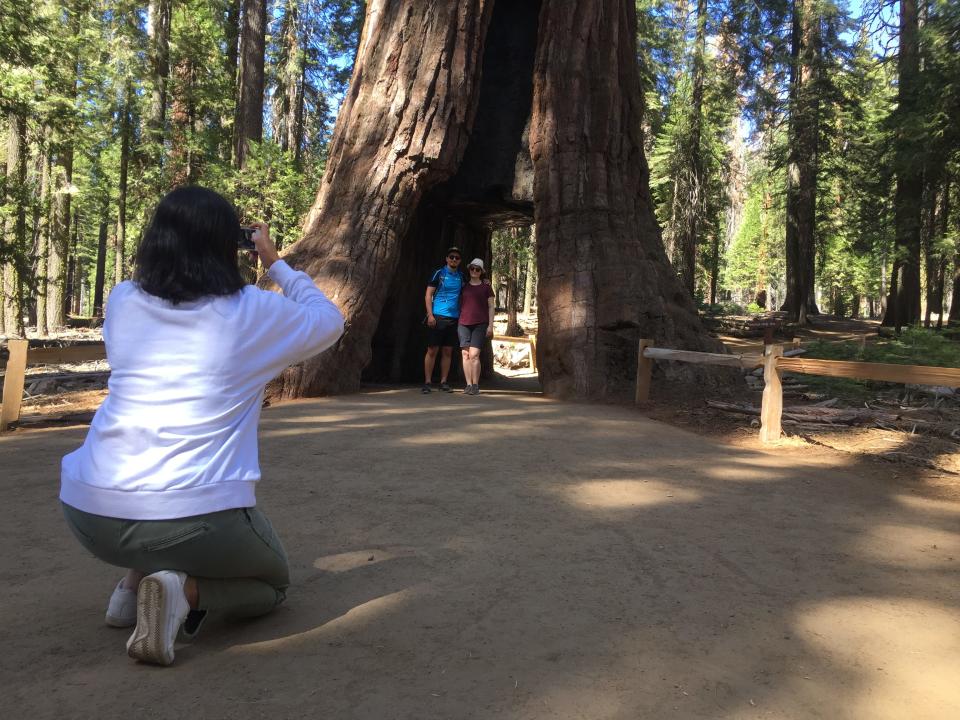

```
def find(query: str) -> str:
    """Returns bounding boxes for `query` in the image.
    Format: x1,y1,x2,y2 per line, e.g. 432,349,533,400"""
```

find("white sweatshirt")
60,260,344,520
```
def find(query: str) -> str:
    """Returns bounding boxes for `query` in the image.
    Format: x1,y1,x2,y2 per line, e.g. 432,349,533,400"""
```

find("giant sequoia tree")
268,0,722,401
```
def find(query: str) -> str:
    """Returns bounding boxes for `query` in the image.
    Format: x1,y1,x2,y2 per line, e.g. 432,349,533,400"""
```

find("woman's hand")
486,325,493,338
251,222,280,269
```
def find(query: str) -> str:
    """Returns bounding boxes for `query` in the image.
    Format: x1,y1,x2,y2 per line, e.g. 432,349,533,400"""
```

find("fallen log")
705,400,960,443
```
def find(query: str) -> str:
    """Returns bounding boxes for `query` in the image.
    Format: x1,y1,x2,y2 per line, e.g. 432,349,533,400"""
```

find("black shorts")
426,315,459,347
458,323,488,349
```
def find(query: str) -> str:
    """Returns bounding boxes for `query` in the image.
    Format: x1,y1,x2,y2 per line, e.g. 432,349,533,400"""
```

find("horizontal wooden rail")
777,356,960,388
643,347,763,370
492,334,538,373
1,340,107,432
635,338,960,444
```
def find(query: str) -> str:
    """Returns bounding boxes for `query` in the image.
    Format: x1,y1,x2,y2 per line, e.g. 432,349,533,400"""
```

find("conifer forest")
1,0,958,340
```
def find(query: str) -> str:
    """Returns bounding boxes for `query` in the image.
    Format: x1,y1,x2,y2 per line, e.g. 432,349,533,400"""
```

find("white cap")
467,258,485,271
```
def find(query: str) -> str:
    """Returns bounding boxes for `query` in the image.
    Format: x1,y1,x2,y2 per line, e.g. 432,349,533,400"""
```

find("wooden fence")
493,334,538,373
0,339,107,432
634,339,960,443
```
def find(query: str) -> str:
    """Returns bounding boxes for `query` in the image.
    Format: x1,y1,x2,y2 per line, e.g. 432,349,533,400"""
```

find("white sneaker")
126,571,190,666
105,580,137,628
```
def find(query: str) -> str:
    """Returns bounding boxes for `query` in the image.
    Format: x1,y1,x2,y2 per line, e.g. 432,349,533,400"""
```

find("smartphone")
238,226,256,250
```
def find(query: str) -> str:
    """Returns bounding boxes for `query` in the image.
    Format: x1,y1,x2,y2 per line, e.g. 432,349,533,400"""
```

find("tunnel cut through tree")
268,0,724,401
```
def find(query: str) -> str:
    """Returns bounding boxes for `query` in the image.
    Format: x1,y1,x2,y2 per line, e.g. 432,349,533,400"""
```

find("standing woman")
457,258,495,394
59,186,344,665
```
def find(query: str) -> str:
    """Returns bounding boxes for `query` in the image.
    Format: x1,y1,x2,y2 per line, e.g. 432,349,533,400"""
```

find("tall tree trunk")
935,176,950,329
48,145,73,330
3,112,28,335
115,84,132,286
922,175,939,327
224,0,241,158
677,0,707,299
782,0,820,324
35,134,51,335
882,0,923,327
506,229,520,336
266,0,720,400
234,0,267,168
522,227,536,315
531,0,722,398
93,195,109,317
265,0,496,397
709,230,720,306
148,0,171,145
70,209,83,315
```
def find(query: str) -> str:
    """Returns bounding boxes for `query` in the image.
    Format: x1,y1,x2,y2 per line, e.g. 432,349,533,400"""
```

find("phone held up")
238,226,256,251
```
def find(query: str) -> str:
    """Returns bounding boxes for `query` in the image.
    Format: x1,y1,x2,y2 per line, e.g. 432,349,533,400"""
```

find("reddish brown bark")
530,0,722,398
269,0,722,401
268,0,495,397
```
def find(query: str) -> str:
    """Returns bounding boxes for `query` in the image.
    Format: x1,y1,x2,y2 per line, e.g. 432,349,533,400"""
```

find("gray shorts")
458,323,488,349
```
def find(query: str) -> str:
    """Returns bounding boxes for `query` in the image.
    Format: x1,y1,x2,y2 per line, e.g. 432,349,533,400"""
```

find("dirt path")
2,388,958,719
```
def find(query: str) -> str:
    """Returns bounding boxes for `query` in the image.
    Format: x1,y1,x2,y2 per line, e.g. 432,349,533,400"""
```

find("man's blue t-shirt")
429,266,465,318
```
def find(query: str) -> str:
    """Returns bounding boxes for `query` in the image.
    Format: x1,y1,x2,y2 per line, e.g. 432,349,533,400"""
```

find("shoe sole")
127,576,176,665
105,612,135,628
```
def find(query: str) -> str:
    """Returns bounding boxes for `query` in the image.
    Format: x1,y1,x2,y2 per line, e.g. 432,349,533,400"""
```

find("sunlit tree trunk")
268,0,721,400
882,0,922,328
234,0,267,168
782,0,820,324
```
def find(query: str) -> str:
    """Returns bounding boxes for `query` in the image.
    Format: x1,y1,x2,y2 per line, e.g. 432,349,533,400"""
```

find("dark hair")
134,186,246,304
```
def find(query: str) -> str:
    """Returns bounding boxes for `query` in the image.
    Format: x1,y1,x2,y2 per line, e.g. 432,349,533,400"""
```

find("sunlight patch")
854,523,959,568
561,479,700,509
891,494,960,516
227,587,419,654
794,598,960,719
313,549,407,572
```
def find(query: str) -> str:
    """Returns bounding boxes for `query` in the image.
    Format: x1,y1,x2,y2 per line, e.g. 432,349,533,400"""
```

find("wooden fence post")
636,339,653,403
528,334,538,373
759,343,784,443
1,339,29,432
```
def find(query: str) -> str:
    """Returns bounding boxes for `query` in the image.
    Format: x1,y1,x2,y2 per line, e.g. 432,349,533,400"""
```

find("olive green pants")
62,503,289,619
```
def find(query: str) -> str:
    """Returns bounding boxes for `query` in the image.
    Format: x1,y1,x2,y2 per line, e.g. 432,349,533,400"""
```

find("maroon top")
459,282,494,325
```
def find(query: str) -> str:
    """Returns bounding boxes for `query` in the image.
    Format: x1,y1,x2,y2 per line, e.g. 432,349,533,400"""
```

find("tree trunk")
3,112,28,336
677,0,707,299
234,0,267,168
530,0,723,398
936,176,951,329
115,84,132,286
266,0,721,401
522,226,536,315
35,135,50,335
70,209,83,316
93,195,109,317
782,0,820,323
48,145,73,330
147,0,171,145
882,0,923,327
506,229,520,336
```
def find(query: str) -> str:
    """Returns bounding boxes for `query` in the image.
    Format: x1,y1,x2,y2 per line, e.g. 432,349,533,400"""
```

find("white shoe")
105,580,137,628
126,571,190,666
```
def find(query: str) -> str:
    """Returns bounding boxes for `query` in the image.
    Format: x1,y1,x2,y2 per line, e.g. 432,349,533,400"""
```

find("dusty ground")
1,386,958,719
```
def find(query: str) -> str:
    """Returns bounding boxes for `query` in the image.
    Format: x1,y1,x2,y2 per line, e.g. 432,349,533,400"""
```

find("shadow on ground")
1,387,957,719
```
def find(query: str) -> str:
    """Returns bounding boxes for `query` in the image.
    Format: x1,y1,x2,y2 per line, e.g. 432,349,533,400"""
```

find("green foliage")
0,0,363,325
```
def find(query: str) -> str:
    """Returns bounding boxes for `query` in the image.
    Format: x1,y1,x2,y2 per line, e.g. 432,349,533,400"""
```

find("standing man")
423,247,465,393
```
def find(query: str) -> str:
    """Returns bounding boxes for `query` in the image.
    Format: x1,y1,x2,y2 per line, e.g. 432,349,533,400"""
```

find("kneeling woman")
458,258,495,394
59,187,344,665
